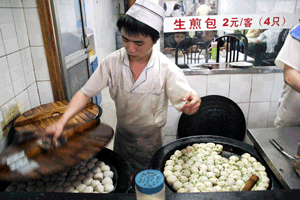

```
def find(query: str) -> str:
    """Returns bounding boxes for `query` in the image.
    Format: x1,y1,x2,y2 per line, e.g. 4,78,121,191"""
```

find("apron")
110,59,167,176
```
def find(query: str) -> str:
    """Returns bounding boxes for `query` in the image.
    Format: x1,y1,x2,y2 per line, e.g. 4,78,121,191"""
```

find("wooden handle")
242,174,260,191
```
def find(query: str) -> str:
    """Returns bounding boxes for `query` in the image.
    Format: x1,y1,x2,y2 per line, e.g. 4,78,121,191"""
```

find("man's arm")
45,90,91,142
283,64,300,93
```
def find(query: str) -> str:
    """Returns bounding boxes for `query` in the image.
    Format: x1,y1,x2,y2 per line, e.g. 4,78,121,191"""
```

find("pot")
178,95,246,141
149,135,279,193
0,148,132,193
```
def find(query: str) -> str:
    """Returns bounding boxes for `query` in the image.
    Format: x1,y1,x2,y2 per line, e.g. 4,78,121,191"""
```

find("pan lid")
178,95,246,141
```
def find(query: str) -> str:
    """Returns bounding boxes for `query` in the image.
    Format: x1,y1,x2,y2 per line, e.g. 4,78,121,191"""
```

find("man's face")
202,31,216,42
174,33,186,44
121,29,156,61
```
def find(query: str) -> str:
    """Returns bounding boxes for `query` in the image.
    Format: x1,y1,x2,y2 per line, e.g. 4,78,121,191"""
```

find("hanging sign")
164,13,299,33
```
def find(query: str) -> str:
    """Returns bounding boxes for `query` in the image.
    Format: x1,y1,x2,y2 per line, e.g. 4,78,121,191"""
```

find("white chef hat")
125,0,165,33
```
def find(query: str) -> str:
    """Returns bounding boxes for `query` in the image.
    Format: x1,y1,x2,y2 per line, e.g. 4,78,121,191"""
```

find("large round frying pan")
178,95,246,141
149,135,280,193
0,148,132,193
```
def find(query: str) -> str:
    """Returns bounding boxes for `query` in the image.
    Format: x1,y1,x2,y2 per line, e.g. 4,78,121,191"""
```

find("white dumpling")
174,150,183,157
181,169,191,177
241,153,251,159
79,166,88,174
226,178,235,186
213,185,222,192
101,165,110,172
42,176,50,182
164,165,173,171
35,180,44,186
77,174,85,181
45,185,56,192
229,155,239,162
72,180,82,188
199,176,209,183
236,180,245,187
178,176,188,183
53,186,64,192
90,158,99,163
27,180,35,186
94,172,104,180
203,181,213,188
25,186,36,192
55,180,65,186
72,190,79,193
45,182,53,187
166,175,177,187
64,186,75,192
91,180,101,188
104,184,114,193
67,175,77,181
76,184,87,192
95,161,105,167
172,181,183,191
5,185,16,192
102,177,113,185
177,188,188,193
104,171,114,179
87,163,95,171
163,170,173,178
85,171,94,178
63,181,72,187
95,184,104,193
183,182,193,190
92,167,101,173
189,187,200,192
83,177,93,186
165,160,175,166
69,169,80,176
83,186,93,193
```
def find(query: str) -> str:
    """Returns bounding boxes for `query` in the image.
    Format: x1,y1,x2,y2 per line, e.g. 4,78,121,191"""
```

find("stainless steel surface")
182,64,282,75
270,139,296,160
247,127,300,189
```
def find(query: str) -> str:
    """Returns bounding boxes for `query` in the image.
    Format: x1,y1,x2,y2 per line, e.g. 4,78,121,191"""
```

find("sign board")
164,14,300,33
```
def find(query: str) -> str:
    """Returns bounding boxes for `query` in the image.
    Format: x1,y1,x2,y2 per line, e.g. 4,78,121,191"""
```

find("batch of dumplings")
5,157,115,193
164,142,270,193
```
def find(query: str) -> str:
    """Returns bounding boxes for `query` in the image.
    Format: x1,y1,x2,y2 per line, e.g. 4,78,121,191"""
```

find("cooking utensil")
242,174,260,191
150,135,276,193
269,139,300,177
178,95,246,141
0,101,115,181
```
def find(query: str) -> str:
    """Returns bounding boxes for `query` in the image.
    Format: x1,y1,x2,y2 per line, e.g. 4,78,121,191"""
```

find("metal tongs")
270,139,300,177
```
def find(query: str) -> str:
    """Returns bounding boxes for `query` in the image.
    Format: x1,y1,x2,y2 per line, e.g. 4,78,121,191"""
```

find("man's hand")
180,93,201,115
44,120,65,144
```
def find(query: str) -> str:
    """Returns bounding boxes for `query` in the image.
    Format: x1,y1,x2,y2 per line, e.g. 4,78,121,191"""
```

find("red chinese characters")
174,19,186,30
189,18,202,29
205,18,216,29
244,18,253,28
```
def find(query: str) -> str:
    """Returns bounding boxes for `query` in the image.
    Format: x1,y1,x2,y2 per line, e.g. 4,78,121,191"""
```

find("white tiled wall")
0,0,53,136
162,72,285,146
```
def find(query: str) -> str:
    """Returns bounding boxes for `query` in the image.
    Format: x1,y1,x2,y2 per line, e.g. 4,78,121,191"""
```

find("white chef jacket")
274,25,300,127
81,47,196,133
257,29,282,53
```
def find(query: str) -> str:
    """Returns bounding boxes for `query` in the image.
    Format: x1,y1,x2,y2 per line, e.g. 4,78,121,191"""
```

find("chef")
274,24,300,127
45,0,201,176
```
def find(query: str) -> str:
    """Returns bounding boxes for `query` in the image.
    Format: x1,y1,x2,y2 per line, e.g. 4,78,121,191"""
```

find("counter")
1,189,300,199
247,127,300,189
182,63,282,75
